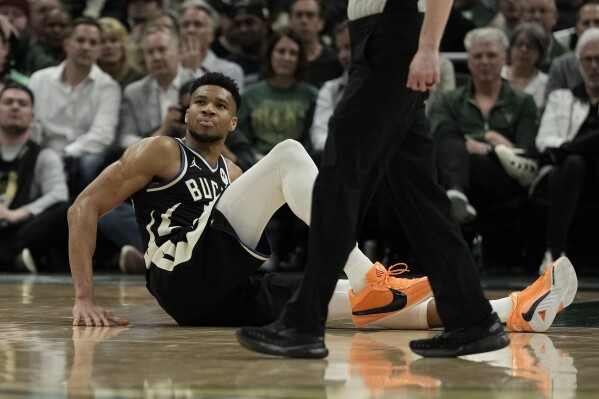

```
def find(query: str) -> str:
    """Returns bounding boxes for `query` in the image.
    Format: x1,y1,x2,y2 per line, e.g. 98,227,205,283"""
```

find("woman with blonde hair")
97,17,145,89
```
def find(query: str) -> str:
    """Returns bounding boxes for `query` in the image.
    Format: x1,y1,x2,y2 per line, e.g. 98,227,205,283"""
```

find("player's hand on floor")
73,300,130,327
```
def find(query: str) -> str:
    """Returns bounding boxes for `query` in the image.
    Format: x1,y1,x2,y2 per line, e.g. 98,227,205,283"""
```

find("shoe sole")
410,331,510,358
523,257,577,332
235,329,329,359
352,282,433,327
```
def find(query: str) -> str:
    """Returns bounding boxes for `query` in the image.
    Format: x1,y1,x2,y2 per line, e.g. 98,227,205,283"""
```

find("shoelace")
377,263,410,287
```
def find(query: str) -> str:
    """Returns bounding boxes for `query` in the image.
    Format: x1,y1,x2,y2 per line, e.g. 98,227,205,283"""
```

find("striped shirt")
348,0,425,20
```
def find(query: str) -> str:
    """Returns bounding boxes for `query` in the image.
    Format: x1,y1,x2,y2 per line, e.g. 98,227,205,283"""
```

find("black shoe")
409,312,510,357
236,321,328,359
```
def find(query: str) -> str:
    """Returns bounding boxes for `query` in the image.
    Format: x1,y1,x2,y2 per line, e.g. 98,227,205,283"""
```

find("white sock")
327,280,352,320
342,245,373,294
369,297,432,329
490,297,513,323
327,280,431,330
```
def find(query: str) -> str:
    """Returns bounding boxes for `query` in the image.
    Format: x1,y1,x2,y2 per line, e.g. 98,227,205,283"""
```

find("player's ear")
229,116,238,132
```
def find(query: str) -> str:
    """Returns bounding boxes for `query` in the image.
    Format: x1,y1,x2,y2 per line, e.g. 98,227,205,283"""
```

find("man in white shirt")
29,16,121,195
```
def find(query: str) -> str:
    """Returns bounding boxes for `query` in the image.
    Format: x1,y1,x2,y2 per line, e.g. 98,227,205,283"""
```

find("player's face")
185,85,238,144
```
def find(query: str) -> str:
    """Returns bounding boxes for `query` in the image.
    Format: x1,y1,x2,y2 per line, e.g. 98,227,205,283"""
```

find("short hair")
180,0,219,30
141,23,179,47
577,0,599,23
288,0,325,18
520,0,557,12
508,22,549,68
148,10,181,36
576,27,599,59
0,82,35,105
464,27,509,54
261,27,308,82
189,72,242,111
66,16,103,37
334,19,348,36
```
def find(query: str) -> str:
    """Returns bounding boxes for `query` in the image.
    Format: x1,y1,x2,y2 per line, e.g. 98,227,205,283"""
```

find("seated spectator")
545,1,599,99
118,24,197,148
97,17,145,89
287,0,342,88
127,0,163,43
490,0,521,37
28,17,121,196
0,20,28,88
0,83,69,273
227,0,270,87
237,27,317,271
36,7,72,64
429,27,538,224
237,27,317,158
29,0,61,40
179,0,245,90
519,0,570,72
501,22,549,110
0,1,56,76
209,0,239,59
0,0,27,31
495,28,599,274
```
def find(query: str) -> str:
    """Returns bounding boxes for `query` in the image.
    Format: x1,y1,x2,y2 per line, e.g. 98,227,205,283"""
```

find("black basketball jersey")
131,138,231,270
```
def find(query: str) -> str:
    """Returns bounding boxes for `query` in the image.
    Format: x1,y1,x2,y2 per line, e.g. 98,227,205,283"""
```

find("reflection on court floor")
0,274,598,398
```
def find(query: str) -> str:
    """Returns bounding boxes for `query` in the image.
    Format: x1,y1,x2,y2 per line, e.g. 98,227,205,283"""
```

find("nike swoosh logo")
352,288,408,316
522,291,550,322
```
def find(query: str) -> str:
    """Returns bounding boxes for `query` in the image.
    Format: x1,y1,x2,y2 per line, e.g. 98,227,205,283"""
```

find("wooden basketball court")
1,273,598,398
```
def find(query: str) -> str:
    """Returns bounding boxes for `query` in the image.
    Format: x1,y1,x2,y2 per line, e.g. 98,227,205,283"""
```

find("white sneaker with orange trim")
507,257,577,332
349,262,433,327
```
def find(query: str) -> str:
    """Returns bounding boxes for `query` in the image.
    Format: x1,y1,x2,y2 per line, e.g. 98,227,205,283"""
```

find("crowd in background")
0,0,598,276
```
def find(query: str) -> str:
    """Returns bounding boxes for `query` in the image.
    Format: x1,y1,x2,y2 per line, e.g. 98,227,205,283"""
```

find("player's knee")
271,140,308,162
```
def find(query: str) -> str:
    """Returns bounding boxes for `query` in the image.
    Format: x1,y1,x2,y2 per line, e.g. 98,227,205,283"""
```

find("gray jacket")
118,67,197,148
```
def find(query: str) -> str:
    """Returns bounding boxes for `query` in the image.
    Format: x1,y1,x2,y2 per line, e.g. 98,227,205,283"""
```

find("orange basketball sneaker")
349,262,433,327
507,257,578,332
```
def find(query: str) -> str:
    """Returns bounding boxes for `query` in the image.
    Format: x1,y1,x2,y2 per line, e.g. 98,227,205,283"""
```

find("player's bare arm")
226,159,243,182
69,136,181,327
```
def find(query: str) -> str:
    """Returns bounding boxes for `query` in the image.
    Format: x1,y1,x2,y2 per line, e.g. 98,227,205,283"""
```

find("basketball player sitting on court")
68,72,578,334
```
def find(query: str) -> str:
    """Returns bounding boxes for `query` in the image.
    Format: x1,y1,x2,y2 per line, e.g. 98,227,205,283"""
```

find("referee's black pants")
279,8,493,335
